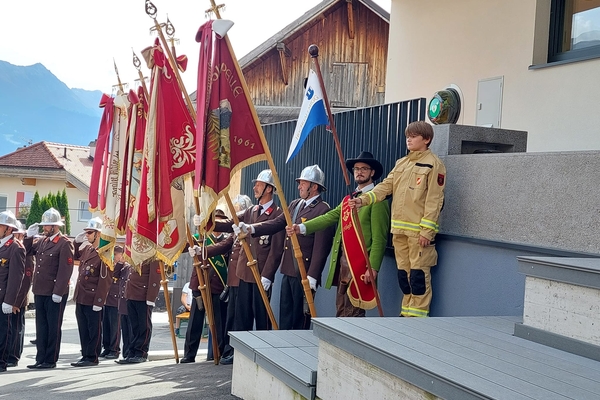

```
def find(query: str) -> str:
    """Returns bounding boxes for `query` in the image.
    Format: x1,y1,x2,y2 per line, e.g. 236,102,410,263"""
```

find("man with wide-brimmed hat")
287,152,390,317
24,207,74,369
0,211,25,373
236,165,335,330
70,217,113,367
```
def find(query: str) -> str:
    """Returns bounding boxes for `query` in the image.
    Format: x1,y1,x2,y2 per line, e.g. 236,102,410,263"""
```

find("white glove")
75,232,87,243
192,214,203,227
26,223,39,238
92,305,102,312
261,277,271,291
188,245,201,258
52,294,62,303
1,302,12,314
146,300,155,307
308,276,317,291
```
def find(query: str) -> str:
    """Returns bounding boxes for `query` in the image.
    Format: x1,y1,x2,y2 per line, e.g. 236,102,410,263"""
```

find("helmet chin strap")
45,226,59,237
257,184,268,203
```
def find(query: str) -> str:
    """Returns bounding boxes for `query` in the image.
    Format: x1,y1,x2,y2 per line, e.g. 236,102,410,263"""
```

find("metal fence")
241,99,427,208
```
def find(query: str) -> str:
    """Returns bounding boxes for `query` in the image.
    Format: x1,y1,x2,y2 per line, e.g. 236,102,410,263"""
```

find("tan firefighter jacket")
359,149,446,240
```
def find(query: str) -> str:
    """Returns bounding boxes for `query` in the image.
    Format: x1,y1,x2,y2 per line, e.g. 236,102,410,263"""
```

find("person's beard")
44,227,57,237
355,176,371,186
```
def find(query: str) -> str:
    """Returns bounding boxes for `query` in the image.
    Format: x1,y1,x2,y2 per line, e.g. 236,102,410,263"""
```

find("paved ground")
0,303,239,399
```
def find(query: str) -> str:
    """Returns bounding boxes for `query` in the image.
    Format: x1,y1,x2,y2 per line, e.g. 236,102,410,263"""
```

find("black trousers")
8,306,25,364
222,286,238,358
236,280,270,331
279,274,312,330
127,300,153,359
102,305,120,354
183,294,226,360
120,314,132,358
0,312,11,369
34,294,67,364
75,303,103,362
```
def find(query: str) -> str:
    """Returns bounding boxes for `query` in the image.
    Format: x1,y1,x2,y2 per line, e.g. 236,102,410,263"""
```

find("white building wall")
0,176,94,235
386,0,600,152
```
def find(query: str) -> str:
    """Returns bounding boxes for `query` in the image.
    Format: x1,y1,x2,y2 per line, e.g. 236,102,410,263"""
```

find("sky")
0,0,390,94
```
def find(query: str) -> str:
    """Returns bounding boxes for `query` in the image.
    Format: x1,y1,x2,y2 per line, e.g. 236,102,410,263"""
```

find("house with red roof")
0,141,96,233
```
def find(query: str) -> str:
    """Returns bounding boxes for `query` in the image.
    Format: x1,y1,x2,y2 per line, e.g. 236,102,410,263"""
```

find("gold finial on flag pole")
132,49,150,100
206,0,225,19
113,58,125,94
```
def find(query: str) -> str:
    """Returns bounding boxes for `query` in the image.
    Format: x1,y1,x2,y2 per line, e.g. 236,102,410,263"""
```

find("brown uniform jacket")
74,244,113,307
214,204,285,284
0,237,25,306
252,197,335,285
113,261,131,314
25,234,74,296
226,240,242,287
125,260,161,303
190,234,233,296
15,242,34,308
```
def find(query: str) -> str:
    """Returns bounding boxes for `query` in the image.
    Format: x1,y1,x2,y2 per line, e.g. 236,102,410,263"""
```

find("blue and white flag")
286,69,329,163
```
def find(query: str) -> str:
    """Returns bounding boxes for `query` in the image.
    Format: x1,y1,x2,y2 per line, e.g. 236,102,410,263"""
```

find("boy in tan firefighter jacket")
350,121,446,317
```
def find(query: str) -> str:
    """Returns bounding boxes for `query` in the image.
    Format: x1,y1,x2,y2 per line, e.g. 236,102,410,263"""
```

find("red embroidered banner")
341,195,377,310
194,21,266,230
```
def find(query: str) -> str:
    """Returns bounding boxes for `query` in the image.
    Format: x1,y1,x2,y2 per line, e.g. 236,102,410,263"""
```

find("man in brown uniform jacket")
238,165,334,330
0,211,25,373
7,221,32,367
182,210,232,363
116,259,161,363
203,170,285,333
112,246,132,359
100,243,123,360
24,207,74,369
71,217,113,367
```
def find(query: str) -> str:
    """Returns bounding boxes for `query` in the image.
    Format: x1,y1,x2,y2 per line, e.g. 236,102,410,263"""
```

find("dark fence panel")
241,99,426,211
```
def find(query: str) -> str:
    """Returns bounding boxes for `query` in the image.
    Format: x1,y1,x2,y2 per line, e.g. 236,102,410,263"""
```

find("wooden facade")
240,0,389,122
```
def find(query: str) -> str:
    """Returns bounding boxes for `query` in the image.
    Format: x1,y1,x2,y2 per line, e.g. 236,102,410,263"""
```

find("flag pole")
143,0,224,356
158,261,180,363
309,44,384,317
207,0,318,321
185,227,221,364
145,0,196,120
132,50,150,100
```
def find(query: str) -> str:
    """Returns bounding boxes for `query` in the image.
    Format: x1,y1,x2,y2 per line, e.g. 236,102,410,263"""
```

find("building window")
78,200,92,221
0,195,6,212
549,0,600,63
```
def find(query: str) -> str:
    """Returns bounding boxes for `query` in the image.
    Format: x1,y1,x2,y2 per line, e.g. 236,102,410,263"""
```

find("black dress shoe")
126,356,147,363
71,360,98,367
37,363,56,369
27,363,41,369
0,367,6,373
220,355,234,365
30,339,37,345
104,352,119,359
7,362,17,367
179,357,195,364
98,351,109,358
115,359,131,364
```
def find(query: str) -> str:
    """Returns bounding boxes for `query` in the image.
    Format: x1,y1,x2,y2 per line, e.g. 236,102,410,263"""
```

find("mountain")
0,60,103,155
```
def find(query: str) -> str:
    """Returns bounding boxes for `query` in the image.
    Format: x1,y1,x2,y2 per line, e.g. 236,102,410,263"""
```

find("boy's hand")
347,198,362,209
419,235,430,247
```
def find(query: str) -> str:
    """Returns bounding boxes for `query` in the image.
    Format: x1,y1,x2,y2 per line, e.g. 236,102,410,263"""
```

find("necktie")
351,190,362,198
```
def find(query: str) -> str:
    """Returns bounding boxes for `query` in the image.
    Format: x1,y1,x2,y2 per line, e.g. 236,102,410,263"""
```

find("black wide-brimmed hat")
345,151,384,180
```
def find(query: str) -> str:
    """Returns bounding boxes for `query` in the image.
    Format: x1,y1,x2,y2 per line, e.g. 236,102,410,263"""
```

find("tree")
58,189,71,235
27,191,43,227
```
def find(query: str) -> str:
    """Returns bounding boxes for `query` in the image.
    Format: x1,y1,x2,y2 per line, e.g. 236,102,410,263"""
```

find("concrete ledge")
514,323,600,362
312,317,600,400
517,256,600,290
230,331,318,400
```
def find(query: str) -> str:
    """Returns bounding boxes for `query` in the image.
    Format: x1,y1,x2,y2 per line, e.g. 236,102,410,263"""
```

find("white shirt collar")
49,232,60,241
304,194,320,206
0,234,13,247
259,199,274,214
356,183,375,193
